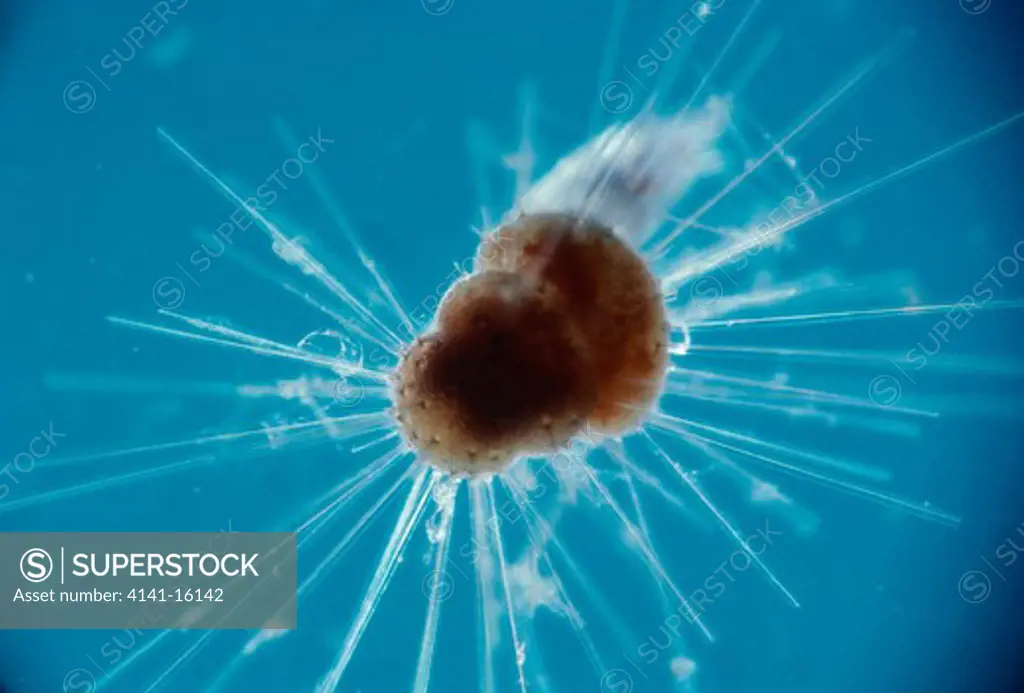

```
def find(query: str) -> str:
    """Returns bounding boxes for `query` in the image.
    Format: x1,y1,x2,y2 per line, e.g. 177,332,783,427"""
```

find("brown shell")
394,213,669,475
477,213,669,433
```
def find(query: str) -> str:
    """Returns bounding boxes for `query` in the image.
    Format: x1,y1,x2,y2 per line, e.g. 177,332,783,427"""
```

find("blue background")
2,0,1023,692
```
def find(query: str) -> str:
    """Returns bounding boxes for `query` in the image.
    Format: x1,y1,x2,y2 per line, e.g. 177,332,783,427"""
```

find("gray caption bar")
0,532,296,630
